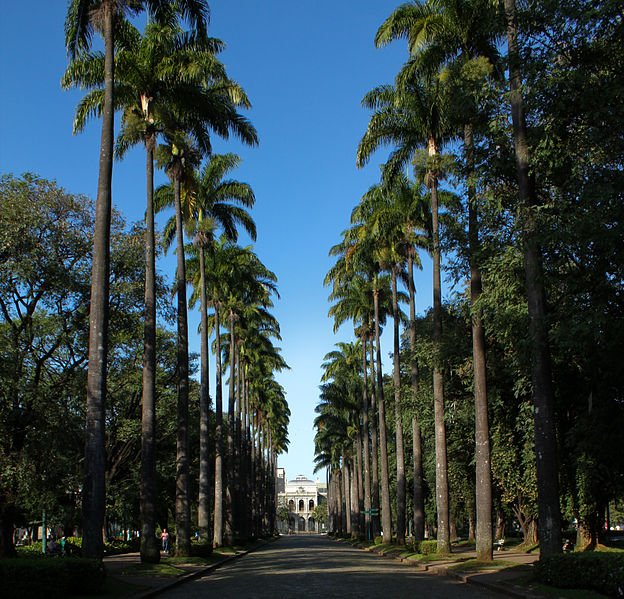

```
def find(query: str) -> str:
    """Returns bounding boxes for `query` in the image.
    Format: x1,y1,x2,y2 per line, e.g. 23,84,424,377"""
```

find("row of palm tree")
63,2,289,561
64,0,210,561
318,0,563,560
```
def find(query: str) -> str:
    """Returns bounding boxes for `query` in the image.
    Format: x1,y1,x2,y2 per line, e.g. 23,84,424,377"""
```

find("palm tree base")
140,536,161,564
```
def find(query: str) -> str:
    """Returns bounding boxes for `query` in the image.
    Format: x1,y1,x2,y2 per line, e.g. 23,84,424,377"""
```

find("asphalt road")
162,534,501,599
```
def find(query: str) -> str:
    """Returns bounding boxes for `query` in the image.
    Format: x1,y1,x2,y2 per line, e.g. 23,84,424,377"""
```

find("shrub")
0,557,106,598
191,542,213,558
535,552,624,598
16,542,44,557
420,540,439,555
374,536,384,545
103,538,140,555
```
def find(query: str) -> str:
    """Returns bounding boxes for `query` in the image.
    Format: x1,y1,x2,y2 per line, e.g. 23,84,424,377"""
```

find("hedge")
419,540,439,555
534,552,624,598
0,558,105,598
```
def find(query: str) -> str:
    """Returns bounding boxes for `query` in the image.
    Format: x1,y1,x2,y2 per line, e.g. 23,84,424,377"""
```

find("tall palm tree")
196,239,266,546
328,228,395,540
157,135,202,556
321,342,363,535
233,310,285,538
326,270,376,538
154,57,257,555
354,177,429,544
375,0,502,560
325,233,392,536
63,0,208,559
358,73,453,552
185,153,256,543
217,248,279,543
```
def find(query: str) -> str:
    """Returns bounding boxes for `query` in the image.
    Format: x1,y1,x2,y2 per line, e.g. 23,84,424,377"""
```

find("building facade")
277,470,327,533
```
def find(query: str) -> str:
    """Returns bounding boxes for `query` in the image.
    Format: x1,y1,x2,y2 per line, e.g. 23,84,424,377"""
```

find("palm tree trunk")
250,409,258,538
140,133,159,563
465,124,493,561
392,269,406,544
408,252,425,541
361,335,372,540
198,244,211,543
238,359,249,541
174,175,191,557
504,0,561,557
336,468,344,535
82,5,114,560
213,305,224,547
368,335,381,538
429,140,450,554
225,313,236,544
344,460,352,535
374,286,393,540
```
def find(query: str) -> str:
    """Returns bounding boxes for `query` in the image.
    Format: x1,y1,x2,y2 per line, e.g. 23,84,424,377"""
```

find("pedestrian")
161,529,170,553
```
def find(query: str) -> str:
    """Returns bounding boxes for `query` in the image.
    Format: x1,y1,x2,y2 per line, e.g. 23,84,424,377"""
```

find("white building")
277,470,327,533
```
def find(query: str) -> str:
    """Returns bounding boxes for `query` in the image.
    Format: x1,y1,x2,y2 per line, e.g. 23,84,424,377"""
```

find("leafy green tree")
0,174,92,557
501,0,562,557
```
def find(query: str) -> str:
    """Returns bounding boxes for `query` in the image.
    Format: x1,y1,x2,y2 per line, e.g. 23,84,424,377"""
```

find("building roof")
287,474,315,484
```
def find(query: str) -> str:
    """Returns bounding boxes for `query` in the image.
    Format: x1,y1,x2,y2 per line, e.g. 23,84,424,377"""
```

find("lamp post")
42,510,47,555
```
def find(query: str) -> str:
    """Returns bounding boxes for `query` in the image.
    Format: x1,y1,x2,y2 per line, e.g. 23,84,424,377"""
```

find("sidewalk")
360,542,545,599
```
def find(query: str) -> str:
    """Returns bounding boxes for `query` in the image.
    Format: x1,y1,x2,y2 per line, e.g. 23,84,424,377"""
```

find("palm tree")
63,0,208,559
185,153,256,543
326,269,376,538
233,310,285,538
153,53,257,555
315,348,360,536
354,177,429,544
217,248,279,542
195,239,264,546
321,342,364,535
158,135,202,557
358,73,453,552
327,227,395,540
375,0,503,560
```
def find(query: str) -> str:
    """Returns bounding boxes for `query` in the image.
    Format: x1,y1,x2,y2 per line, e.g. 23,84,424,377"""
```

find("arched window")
288,499,295,512
298,499,304,512
309,499,315,511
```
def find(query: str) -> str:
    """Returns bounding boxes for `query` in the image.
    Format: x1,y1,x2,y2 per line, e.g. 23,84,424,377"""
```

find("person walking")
161,529,170,554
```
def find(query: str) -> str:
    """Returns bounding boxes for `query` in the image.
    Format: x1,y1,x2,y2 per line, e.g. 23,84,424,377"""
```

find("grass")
120,562,185,577
448,558,522,573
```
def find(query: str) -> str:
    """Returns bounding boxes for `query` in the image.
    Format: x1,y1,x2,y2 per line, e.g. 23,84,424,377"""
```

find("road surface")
163,534,501,598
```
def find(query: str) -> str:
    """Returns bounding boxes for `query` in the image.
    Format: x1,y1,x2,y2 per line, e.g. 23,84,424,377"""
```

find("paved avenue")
162,535,501,598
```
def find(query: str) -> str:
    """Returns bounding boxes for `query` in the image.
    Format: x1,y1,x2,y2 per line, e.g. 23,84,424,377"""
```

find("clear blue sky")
0,1,437,481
